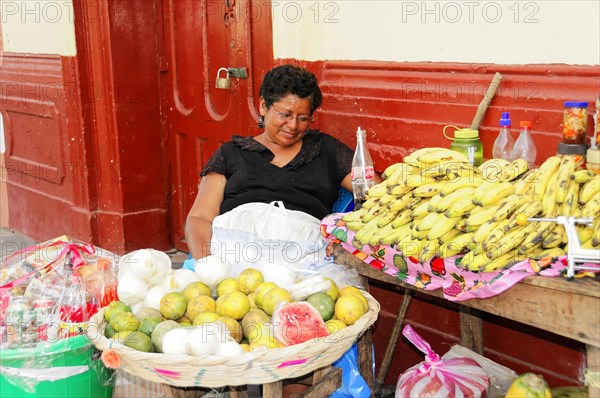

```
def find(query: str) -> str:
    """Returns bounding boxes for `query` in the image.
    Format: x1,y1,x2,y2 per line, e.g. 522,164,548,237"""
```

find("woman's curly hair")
259,65,323,114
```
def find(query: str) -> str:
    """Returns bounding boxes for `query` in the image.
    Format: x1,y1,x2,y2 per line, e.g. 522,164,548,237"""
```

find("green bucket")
0,335,113,398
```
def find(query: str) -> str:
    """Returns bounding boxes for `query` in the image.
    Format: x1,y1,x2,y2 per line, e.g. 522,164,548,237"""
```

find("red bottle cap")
520,121,532,128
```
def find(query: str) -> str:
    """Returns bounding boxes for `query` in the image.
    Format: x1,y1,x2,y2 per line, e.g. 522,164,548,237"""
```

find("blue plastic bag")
330,343,371,398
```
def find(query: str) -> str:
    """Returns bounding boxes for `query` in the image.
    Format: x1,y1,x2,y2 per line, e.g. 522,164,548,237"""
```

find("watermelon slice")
273,302,329,346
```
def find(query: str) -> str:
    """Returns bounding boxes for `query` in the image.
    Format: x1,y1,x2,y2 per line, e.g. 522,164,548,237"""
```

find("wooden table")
334,246,600,397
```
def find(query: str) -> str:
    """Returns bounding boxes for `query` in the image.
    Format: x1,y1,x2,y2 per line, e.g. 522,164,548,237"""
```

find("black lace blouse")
201,130,354,219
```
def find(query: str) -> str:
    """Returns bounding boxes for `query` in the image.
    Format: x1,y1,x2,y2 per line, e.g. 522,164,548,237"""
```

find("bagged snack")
395,325,489,398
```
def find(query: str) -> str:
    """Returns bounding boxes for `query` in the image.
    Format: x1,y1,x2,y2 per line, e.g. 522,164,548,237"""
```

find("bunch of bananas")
341,148,600,274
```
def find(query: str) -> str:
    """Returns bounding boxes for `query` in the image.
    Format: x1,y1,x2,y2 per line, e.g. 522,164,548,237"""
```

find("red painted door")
161,0,273,251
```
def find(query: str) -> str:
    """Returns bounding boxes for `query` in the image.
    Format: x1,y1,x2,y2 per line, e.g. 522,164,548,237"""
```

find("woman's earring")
258,115,264,128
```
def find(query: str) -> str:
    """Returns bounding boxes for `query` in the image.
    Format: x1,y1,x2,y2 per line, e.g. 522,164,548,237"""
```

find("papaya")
550,386,587,398
505,373,551,398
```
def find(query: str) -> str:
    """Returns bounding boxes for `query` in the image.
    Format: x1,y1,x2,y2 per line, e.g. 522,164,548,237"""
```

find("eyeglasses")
270,103,314,125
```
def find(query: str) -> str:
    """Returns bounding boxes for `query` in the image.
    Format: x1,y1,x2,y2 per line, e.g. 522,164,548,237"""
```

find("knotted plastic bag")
395,325,489,398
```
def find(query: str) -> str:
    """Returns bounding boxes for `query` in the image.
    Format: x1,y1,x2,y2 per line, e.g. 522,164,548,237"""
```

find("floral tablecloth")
321,213,572,302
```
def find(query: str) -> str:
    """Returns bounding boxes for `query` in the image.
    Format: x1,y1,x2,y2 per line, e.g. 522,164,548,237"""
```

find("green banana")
500,159,529,182
533,155,562,201
554,156,577,204
571,169,595,184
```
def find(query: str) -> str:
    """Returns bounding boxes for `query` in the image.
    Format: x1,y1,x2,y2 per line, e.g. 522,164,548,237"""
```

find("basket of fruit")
86,257,379,388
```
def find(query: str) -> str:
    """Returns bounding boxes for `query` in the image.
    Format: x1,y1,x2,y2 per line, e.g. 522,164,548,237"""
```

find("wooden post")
460,306,484,355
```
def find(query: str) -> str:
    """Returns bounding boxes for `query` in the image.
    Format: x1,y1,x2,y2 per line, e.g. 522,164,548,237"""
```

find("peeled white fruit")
194,256,230,289
187,325,220,357
117,271,148,306
162,328,191,355
262,262,296,288
172,268,200,292
144,284,167,310
118,249,171,284
160,274,178,293
215,341,246,357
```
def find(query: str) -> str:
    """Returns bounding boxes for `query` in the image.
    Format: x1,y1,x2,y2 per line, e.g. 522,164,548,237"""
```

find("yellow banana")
579,175,600,203
416,212,444,232
533,155,562,200
571,169,595,184
411,199,432,219
500,159,530,182
473,219,503,243
377,193,397,206
413,182,444,198
541,224,566,249
445,196,477,218
345,221,365,231
485,219,512,246
382,163,402,180
362,204,386,223
388,183,413,196
518,221,555,254
437,228,461,244
490,194,527,222
427,193,445,212
561,181,579,216
485,223,536,260
417,149,469,164
388,194,415,212
554,156,577,204
504,200,543,232
427,216,461,240
437,232,474,258
479,158,511,182
404,174,437,188
419,239,440,264
533,247,565,259
576,224,594,243
354,213,385,245
472,180,499,203
433,187,476,213
480,251,522,272
440,175,483,196
581,196,600,218
369,222,396,245
381,222,413,245
391,208,413,228
581,237,598,249
592,217,600,247
342,207,368,222
513,169,540,196
466,204,502,227
541,169,560,216
386,162,421,186
361,197,380,210
366,181,388,198
377,209,400,228
476,182,516,206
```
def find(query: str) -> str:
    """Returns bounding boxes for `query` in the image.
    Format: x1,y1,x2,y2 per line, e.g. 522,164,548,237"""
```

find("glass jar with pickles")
562,101,588,144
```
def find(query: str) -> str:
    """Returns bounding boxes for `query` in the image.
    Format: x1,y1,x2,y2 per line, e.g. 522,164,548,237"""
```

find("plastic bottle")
351,127,375,209
492,112,514,160
84,258,118,308
511,121,537,166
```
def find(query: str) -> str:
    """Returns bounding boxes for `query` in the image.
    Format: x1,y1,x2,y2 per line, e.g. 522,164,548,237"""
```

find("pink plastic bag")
395,325,489,398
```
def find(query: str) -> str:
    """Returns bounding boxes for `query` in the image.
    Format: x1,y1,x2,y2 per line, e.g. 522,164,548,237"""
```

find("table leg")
460,306,484,355
587,345,599,398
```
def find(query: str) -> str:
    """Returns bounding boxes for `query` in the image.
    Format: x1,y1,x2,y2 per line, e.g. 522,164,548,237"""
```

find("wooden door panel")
163,0,273,251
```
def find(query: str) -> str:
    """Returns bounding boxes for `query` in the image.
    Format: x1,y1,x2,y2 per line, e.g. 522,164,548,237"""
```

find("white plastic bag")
210,201,323,264
396,325,490,398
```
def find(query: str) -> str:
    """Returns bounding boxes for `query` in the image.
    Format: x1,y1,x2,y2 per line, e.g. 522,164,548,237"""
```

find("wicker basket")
87,292,379,388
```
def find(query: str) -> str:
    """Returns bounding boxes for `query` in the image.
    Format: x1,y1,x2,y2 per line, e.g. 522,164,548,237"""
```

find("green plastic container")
0,335,113,398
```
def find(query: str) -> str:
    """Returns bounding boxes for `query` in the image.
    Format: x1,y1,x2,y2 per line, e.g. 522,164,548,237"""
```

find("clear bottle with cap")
492,112,514,160
511,121,537,166
351,127,375,210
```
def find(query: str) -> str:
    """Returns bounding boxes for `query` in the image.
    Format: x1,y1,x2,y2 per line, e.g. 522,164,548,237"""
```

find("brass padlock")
215,68,231,89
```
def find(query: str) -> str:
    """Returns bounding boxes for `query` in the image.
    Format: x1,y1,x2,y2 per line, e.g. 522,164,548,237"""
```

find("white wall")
1,0,76,56
272,0,600,65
